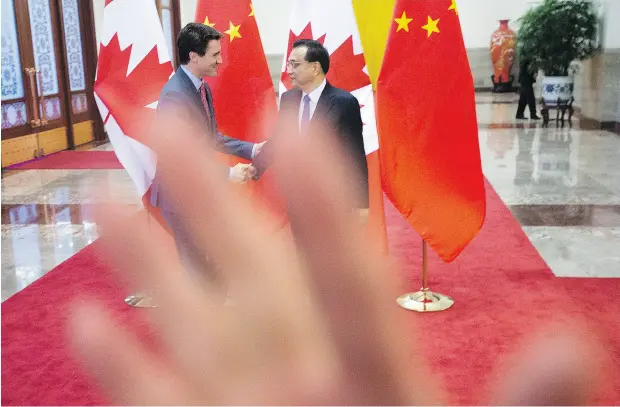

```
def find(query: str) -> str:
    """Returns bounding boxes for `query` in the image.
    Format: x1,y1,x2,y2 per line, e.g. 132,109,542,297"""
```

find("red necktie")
199,82,212,128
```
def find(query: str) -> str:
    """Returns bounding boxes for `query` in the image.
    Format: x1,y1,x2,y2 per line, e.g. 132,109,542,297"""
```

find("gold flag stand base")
397,241,454,313
397,289,454,312
124,293,157,308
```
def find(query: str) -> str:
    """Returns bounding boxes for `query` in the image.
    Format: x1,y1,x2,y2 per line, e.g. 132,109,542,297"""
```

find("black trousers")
517,85,537,117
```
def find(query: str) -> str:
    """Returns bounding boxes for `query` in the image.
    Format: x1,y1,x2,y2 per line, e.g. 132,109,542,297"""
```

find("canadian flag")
281,0,387,251
94,0,173,203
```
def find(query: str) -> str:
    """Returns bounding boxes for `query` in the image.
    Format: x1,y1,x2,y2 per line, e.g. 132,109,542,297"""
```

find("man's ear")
313,62,321,75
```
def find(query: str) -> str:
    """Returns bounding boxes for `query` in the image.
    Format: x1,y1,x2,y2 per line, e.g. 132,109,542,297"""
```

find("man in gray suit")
150,23,263,287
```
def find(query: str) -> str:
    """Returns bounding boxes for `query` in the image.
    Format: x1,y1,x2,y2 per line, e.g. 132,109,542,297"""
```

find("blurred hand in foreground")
68,127,604,406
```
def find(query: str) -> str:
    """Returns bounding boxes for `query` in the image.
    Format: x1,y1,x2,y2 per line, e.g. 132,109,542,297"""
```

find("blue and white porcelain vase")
541,76,574,106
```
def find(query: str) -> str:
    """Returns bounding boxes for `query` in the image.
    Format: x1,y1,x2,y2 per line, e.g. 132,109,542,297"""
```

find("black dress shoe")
530,115,541,120
515,115,526,120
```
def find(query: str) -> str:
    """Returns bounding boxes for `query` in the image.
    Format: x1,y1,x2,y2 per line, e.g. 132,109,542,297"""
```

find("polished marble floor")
2,92,619,301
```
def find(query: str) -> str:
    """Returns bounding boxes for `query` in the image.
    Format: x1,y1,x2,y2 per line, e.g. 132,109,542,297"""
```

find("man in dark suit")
516,59,541,120
151,23,264,285
252,40,369,217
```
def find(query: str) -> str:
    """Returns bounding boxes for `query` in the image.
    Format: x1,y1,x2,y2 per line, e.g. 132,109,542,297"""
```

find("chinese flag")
376,0,486,262
194,0,283,220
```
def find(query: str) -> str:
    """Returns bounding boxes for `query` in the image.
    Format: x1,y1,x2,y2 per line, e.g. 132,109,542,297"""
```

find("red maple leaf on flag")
94,34,172,146
326,36,371,92
280,23,325,90
280,25,370,94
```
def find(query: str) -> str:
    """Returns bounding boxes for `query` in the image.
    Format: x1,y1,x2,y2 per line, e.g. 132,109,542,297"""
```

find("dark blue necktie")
300,94,311,134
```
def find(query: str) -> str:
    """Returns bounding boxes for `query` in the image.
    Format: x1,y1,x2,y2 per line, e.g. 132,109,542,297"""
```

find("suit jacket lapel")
282,83,335,136
176,67,212,126
311,82,335,127
281,90,302,137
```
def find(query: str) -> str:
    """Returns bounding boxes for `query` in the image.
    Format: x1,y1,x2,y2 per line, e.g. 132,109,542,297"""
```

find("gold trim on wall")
73,121,94,146
2,134,39,168
38,127,68,156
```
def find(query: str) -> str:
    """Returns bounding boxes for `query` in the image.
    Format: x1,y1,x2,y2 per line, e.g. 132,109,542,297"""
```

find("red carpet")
2,182,619,405
6,151,123,170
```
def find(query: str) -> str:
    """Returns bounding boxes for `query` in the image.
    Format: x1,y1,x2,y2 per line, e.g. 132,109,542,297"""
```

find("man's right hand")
229,163,256,184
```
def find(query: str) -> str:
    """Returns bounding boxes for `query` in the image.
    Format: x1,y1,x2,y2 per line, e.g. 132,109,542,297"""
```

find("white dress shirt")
181,64,203,91
298,79,327,131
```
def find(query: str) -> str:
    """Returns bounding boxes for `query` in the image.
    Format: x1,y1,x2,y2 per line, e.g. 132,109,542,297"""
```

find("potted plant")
517,0,598,106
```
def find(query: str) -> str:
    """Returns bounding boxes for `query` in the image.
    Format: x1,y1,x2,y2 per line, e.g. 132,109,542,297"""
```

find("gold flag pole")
397,240,454,312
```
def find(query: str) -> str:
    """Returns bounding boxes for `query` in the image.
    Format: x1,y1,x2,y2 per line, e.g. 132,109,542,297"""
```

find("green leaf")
517,0,598,76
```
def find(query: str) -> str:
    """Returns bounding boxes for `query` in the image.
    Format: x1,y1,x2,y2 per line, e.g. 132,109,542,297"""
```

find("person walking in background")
516,58,540,120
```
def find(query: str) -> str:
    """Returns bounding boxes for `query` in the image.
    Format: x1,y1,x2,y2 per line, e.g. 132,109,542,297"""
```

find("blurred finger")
489,327,605,405
97,205,241,395
151,119,297,293
133,130,333,388
272,130,435,405
68,302,197,405
148,126,334,356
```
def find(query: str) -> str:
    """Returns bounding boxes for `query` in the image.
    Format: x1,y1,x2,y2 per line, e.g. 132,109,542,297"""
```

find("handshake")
229,141,266,184
229,162,258,184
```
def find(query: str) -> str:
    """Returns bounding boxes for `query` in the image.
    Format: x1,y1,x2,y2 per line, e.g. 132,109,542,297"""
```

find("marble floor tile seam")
1,168,131,184
1,194,144,206
480,184,620,206
1,223,101,236
484,172,615,195
508,204,620,227
475,100,519,105
476,117,620,131
475,121,614,130
488,195,620,206
1,170,136,199
1,203,142,225
481,179,620,205
1,175,144,204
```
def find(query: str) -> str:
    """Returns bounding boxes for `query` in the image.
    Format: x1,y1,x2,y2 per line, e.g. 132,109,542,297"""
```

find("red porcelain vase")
490,19,516,92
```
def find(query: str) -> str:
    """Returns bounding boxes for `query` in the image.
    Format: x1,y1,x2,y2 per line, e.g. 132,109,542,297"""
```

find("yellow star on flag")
394,11,413,32
448,0,459,14
224,21,242,42
422,16,440,37
249,3,255,17
203,16,215,27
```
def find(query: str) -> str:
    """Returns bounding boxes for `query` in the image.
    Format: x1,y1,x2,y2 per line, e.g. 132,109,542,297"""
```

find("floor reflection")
480,127,619,205
1,223,100,301
0,203,132,225
1,167,142,301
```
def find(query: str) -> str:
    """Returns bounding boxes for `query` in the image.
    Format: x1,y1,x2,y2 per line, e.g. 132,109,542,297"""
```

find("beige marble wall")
574,50,620,126
466,48,502,89
266,54,282,92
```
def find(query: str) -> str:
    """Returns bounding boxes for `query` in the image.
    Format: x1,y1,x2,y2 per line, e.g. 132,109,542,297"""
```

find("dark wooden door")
1,0,102,167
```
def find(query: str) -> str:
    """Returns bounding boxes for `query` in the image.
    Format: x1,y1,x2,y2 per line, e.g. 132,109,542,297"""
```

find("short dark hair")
177,23,222,65
292,39,330,74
